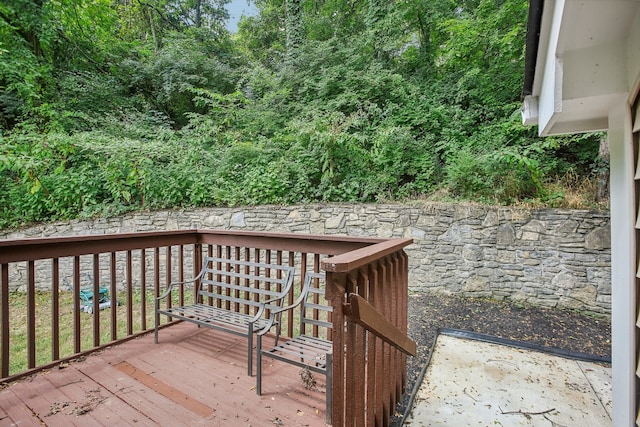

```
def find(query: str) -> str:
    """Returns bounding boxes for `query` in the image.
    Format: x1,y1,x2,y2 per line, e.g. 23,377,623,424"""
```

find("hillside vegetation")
0,0,607,229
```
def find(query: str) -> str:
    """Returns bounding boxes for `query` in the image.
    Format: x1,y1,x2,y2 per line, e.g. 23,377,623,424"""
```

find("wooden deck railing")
0,229,413,426
323,238,414,426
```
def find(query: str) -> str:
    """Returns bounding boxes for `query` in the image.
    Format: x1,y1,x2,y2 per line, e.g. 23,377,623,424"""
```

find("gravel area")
390,293,612,425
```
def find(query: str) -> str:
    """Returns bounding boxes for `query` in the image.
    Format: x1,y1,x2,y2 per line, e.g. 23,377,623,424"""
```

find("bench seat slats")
159,304,270,332
264,336,332,368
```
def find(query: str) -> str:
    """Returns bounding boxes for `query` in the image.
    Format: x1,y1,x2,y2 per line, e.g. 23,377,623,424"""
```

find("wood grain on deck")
0,322,327,426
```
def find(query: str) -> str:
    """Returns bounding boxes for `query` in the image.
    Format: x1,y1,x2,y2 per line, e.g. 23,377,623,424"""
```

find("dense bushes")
0,0,605,229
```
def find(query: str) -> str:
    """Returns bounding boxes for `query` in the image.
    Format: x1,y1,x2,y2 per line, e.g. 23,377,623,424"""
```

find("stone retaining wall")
1,203,611,316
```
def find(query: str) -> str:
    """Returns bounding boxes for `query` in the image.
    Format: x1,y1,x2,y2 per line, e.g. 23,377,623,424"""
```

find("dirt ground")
390,293,612,425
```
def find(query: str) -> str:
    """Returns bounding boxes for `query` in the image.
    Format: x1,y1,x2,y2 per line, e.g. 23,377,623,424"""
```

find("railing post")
126,250,133,336
399,251,409,393
154,247,160,310
194,243,202,304
93,253,101,347
166,246,172,310
27,261,35,369
178,245,185,306
372,261,385,426
380,257,391,422
1,263,9,378
353,270,367,427
140,248,147,329
367,262,379,427
110,252,117,341
73,256,81,354
52,258,60,361
326,271,346,427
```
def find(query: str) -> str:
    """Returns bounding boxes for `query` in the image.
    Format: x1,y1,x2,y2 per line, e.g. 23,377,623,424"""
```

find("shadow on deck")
0,323,327,426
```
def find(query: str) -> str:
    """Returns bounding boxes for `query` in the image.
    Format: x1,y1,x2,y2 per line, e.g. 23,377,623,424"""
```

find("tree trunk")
147,8,158,54
285,0,302,68
596,135,610,203
367,0,383,52
195,0,202,28
0,1,43,58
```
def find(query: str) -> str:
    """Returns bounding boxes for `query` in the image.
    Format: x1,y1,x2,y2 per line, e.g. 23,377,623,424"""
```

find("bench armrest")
156,269,205,302
251,269,298,333
250,293,289,326
256,299,303,336
257,273,317,336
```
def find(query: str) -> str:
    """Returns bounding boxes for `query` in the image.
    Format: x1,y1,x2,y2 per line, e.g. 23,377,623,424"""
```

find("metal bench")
154,256,295,376
256,271,333,423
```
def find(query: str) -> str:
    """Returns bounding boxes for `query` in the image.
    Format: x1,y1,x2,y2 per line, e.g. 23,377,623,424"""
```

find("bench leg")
154,303,159,344
326,353,333,425
256,334,263,395
248,323,253,376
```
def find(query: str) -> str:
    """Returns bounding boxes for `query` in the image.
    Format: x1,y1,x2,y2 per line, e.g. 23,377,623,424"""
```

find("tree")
165,0,230,31
0,0,54,128
596,136,609,203
0,0,607,228
284,0,302,68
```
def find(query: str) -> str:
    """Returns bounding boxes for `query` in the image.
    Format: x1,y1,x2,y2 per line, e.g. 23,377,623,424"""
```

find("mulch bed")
390,293,612,425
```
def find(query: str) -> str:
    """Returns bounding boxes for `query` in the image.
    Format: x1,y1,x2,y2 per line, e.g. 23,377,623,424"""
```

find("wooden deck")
0,323,328,426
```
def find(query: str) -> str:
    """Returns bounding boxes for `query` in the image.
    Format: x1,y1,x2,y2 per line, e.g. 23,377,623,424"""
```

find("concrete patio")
403,330,612,426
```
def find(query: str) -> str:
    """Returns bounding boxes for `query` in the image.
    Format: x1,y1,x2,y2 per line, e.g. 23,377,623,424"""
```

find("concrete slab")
403,331,612,426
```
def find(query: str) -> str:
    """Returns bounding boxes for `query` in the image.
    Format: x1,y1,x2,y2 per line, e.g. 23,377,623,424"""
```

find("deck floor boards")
0,322,327,426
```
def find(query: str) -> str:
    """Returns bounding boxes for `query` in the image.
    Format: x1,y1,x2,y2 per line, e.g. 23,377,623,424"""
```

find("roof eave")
522,0,544,100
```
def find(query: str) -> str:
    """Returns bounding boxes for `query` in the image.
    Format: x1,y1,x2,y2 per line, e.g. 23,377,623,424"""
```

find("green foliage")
0,0,608,229
371,125,437,198
236,1,286,67
118,33,237,127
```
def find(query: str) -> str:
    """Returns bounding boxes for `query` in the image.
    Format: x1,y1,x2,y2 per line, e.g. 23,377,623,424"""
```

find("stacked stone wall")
1,203,611,316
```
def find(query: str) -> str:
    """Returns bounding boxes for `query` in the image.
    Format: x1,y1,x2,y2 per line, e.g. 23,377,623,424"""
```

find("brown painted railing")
0,229,413,425
323,238,414,426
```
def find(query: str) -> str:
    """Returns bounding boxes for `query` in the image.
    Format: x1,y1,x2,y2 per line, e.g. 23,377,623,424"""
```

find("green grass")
3,289,193,376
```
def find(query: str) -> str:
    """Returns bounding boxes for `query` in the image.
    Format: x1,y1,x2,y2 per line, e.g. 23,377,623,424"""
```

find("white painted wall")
608,100,635,427
525,1,640,424
563,43,627,99
627,8,640,92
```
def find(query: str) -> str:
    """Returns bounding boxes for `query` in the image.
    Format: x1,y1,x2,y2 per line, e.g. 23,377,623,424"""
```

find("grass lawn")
4,289,185,376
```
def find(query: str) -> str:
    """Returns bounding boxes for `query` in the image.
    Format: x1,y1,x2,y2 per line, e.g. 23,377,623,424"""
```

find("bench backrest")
197,257,295,315
299,272,332,339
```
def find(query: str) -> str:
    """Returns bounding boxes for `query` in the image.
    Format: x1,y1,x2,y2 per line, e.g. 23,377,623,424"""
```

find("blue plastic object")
79,287,112,314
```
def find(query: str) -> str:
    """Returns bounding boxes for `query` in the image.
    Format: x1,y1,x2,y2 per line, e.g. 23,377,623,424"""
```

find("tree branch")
499,407,556,416
0,9,42,57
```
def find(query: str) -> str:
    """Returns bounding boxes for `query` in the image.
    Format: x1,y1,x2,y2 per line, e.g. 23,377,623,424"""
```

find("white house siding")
523,2,640,423
608,101,636,427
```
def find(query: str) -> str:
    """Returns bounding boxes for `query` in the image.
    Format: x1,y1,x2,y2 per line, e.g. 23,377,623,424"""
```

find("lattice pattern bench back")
196,256,295,316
